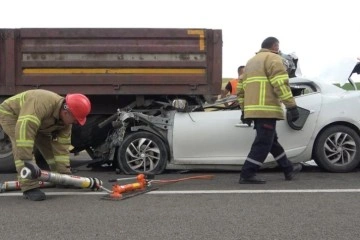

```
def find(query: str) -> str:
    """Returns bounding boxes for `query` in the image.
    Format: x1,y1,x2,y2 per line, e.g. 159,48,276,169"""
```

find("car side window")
290,83,318,97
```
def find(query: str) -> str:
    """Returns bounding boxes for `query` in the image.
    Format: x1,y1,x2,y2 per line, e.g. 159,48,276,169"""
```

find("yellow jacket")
0,89,71,161
237,49,296,119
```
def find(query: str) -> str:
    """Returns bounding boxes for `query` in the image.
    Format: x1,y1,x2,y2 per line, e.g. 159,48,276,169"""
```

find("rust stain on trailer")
23,68,206,74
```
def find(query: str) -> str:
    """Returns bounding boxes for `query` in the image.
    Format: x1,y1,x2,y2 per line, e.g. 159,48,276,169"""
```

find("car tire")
117,131,168,174
314,125,360,172
0,132,15,173
0,154,15,173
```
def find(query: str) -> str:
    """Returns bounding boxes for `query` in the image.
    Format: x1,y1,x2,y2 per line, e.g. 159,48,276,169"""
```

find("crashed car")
94,59,360,174
1,60,360,175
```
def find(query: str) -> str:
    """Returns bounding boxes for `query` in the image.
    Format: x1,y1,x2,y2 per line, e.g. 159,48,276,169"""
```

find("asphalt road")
1,159,360,240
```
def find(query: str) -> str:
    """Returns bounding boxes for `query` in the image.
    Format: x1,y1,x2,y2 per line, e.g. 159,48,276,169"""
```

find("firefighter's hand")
287,107,300,122
23,161,41,179
241,111,252,127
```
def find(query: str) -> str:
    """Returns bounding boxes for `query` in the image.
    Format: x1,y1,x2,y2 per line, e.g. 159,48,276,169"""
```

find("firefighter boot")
284,163,302,181
23,188,46,201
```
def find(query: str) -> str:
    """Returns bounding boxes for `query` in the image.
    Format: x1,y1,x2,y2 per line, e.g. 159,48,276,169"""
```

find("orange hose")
150,175,214,184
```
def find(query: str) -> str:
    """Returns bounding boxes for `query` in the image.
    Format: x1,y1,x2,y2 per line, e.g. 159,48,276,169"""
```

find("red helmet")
65,93,91,126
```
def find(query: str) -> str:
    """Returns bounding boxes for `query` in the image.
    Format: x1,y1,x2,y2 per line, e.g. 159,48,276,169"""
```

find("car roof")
290,76,347,94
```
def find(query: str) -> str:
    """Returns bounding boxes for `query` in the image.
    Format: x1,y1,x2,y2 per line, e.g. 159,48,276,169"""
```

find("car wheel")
0,129,15,173
117,131,168,174
314,125,360,172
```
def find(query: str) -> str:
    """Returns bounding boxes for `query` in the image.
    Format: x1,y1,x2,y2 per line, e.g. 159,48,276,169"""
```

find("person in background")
220,65,245,107
237,36,302,184
0,89,91,201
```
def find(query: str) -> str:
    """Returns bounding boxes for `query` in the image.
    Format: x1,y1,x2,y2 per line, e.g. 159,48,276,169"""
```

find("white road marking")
148,189,360,194
2,189,360,197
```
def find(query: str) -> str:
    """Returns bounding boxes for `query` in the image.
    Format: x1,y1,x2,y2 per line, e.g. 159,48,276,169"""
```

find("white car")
111,61,360,174
1,61,360,175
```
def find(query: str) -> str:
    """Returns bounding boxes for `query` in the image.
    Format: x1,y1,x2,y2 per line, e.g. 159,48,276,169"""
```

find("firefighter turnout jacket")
0,89,72,191
237,49,296,119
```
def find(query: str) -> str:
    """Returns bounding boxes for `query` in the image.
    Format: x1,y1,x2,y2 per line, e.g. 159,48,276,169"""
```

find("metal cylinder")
1,181,54,192
20,167,103,190
20,167,32,179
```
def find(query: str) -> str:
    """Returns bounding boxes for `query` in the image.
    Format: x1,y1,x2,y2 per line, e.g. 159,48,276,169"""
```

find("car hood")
352,62,360,75
316,57,360,87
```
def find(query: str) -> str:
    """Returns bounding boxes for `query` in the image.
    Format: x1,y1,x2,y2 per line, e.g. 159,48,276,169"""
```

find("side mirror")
172,99,188,112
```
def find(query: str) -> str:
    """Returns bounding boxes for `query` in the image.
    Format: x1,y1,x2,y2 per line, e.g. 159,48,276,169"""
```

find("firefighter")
220,66,245,107
0,89,91,200
238,37,302,184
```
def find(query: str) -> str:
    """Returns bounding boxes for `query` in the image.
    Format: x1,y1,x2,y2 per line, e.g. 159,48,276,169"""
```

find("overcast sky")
1,0,359,80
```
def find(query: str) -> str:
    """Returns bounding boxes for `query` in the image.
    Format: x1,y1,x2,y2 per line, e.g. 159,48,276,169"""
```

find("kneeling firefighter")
0,89,91,201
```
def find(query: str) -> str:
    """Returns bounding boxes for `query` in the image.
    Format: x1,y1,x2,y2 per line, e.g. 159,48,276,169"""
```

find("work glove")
23,161,41,179
287,107,300,122
241,111,252,127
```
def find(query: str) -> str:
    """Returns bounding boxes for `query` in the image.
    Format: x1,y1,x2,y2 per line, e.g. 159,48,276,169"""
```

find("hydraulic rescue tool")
1,161,214,201
20,162,103,190
0,181,54,192
101,173,156,200
101,174,215,201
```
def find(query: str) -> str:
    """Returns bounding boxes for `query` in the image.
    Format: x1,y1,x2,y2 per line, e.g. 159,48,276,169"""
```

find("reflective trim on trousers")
246,157,263,167
274,152,286,161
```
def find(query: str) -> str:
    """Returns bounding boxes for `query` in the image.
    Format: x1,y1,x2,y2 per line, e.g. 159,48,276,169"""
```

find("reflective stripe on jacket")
237,49,296,119
0,89,71,161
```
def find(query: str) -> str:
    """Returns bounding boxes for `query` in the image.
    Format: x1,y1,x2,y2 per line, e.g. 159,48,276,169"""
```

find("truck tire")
0,130,16,173
313,125,360,172
117,131,168,174
0,129,51,172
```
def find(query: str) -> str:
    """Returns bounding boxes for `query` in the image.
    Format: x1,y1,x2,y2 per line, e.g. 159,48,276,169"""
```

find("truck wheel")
314,125,360,172
117,131,168,174
0,129,16,173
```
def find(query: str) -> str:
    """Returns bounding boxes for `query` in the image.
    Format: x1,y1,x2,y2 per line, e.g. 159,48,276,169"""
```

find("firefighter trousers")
0,115,71,192
240,118,293,179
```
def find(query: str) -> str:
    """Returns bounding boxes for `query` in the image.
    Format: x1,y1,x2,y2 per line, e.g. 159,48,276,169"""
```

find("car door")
172,109,254,165
171,92,321,166
277,92,322,158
